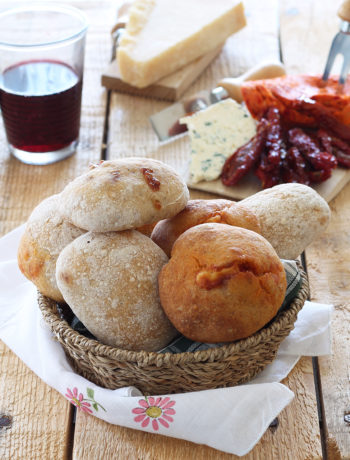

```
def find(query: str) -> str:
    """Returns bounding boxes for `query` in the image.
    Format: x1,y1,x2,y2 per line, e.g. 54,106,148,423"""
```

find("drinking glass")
0,3,88,165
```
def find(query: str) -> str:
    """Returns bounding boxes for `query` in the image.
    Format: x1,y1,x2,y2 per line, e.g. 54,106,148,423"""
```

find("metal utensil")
110,2,131,59
149,60,286,142
149,87,229,142
323,0,350,84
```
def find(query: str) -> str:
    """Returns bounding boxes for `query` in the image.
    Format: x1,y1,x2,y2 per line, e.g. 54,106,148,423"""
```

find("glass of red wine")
0,4,88,165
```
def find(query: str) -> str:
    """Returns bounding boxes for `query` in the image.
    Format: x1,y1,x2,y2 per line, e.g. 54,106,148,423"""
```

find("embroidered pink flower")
65,387,106,414
132,396,176,430
65,387,93,414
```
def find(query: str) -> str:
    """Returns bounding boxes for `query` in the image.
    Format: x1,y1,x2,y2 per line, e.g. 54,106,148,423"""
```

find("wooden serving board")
101,46,223,101
152,131,350,204
188,167,350,203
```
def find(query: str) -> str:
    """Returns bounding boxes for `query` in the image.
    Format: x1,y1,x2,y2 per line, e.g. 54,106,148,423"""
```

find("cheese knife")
149,60,286,142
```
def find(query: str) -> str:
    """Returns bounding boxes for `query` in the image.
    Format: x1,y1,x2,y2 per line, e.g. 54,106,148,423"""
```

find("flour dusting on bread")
56,230,177,351
241,183,330,259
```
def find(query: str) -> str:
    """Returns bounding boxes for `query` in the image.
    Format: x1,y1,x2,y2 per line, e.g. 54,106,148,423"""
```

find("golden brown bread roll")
151,199,261,257
59,157,189,232
17,194,85,302
56,230,178,351
158,223,286,343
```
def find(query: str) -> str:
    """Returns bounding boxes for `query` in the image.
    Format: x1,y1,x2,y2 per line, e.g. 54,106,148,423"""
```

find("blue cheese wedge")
181,98,256,183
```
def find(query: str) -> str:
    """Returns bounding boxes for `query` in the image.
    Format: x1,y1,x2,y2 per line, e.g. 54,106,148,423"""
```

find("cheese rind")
117,0,246,88
181,99,256,184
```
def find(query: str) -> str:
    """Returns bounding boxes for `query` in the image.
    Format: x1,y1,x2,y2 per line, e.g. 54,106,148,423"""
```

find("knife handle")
217,61,286,103
338,0,350,22
110,2,131,60
111,2,131,36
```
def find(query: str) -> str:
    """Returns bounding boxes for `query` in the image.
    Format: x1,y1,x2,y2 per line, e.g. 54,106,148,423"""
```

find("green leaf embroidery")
83,387,106,412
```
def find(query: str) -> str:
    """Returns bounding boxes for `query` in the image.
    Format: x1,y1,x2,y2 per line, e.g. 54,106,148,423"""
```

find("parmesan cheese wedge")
117,0,246,88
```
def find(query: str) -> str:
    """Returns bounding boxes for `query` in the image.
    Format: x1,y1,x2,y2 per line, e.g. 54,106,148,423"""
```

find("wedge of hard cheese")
117,0,246,88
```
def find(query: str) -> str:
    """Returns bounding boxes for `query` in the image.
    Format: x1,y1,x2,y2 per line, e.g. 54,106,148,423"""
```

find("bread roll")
56,230,178,351
151,199,261,257
17,194,85,303
59,158,189,232
136,222,158,237
159,223,286,343
241,183,330,259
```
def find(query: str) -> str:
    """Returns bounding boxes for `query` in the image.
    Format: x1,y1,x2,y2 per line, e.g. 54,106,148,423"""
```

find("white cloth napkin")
0,225,333,457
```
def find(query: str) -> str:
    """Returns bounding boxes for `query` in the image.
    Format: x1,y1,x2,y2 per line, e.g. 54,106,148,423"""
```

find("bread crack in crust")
195,259,271,290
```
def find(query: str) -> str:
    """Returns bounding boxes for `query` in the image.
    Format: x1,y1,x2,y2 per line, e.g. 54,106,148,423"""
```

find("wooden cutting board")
188,167,350,203
101,46,223,101
160,132,350,204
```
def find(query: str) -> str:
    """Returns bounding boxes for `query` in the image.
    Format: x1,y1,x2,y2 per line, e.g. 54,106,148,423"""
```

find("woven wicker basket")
38,266,309,395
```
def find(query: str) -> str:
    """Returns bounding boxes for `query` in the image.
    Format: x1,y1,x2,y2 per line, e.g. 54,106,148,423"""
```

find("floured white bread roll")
59,158,189,232
17,194,85,303
241,183,330,259
56,230,178,352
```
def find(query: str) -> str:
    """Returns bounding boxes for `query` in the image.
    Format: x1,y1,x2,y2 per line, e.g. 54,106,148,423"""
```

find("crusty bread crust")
151,199,261,257
56,230,178,351
241,183,330,259
159,223,286,343
136,221,158,237
17,194,85,302
59,158,189,232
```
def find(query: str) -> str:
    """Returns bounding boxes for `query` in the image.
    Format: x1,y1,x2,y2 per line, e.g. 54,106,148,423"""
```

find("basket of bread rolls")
17,158,330,395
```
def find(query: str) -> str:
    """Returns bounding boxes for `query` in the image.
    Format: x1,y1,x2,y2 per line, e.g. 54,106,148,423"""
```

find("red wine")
0,60,82,153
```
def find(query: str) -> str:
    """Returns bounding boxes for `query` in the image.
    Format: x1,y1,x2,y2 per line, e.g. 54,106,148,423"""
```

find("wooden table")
0,1,348,458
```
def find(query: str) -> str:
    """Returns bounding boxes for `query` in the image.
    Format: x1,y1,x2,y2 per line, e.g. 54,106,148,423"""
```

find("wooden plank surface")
77,0,322,458
0,348,72,460
0,1,113,459
0,0,345,459
305,186,349,460
280,1,345,457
